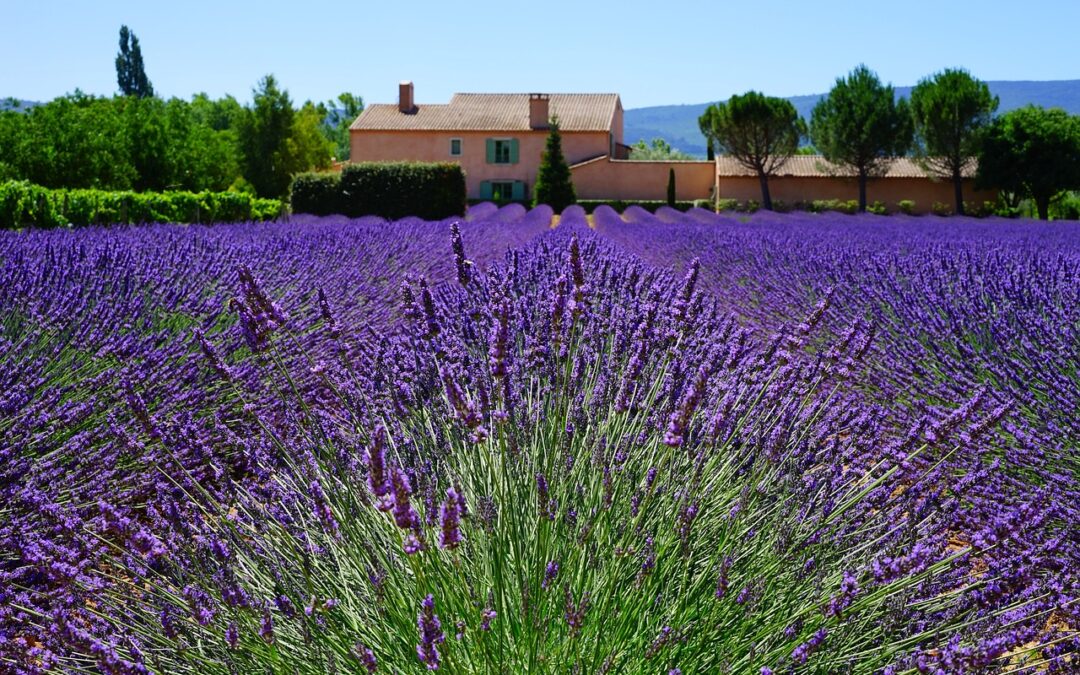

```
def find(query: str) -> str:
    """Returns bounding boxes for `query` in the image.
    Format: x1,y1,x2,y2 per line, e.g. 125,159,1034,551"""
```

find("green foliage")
116,25,154,98
666,168,676,206
629,138,695,160
0,180,282,229
716,198,739,212
575,200,698,213
867,200,889,215
338,162,466,220
931,202,952,216
0,77,347,200
533,118,576,210
289,172,344,216
897,200,917,215
977,105,1080,220
807,199,859,215
320,93,364,161
0,93,241,192
1048,192,1080,220
910,69,998,215
238,75,297,198
810,65,913,211
699,91,806,210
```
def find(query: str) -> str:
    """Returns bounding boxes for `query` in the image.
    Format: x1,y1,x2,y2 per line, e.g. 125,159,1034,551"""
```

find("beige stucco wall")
570,159,715,201
717,175,997,213
350,129,611,198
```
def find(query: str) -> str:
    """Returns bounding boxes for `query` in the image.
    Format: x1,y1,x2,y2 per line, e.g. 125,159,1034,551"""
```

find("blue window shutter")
480,181,493,200
512,181,525,201
486,139,495,164
509,139,520,164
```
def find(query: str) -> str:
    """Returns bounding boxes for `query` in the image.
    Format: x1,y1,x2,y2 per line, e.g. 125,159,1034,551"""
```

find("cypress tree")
667,168,676,206
116,26,154,98
533,117,576,211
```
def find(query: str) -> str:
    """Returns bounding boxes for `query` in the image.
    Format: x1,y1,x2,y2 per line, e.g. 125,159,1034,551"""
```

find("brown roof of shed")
716,155,976,179
350,93,621,132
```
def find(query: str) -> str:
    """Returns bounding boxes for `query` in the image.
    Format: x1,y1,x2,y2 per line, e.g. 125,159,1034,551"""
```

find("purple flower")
480,606,496,631
536,473,556,520
439,487,463,550
225,622,239,650
564,586,590,638
417,594,445,670
791,627,827,664
352,643,377,673
543,560,560,590
824,570,860,618
259,608,275,644
451,221,472,286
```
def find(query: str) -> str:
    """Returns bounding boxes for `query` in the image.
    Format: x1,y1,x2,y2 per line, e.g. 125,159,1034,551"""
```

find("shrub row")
713,197,1008,217
0,180,284,229
290,162,467,220
576,199,710,214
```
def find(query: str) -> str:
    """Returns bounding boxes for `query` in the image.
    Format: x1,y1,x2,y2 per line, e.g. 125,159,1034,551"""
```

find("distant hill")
625,80,1080,158
0,98,39,112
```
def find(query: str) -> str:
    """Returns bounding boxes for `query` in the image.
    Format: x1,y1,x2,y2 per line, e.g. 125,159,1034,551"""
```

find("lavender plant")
1,205,1076,673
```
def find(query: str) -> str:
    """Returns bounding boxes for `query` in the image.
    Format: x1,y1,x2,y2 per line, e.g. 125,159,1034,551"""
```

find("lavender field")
1,205,1077,674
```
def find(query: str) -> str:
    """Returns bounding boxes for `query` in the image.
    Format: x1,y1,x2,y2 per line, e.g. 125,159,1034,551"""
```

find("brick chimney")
529,93,550,129
399,81,415,114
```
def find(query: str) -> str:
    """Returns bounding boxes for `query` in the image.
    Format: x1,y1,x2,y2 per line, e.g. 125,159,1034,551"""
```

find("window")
486,138,518,164
450,138,462,156
491,181,515,201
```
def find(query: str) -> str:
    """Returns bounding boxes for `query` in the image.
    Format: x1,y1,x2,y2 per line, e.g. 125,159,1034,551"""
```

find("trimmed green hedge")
290,163,467,220
0,181,283,229
290,173,345,217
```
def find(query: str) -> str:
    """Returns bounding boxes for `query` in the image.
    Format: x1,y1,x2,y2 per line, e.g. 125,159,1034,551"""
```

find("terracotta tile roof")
350,93,620,132
715,155,977,179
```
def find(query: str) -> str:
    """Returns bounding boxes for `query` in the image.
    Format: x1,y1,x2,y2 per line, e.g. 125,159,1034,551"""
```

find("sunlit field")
1,205,1076,673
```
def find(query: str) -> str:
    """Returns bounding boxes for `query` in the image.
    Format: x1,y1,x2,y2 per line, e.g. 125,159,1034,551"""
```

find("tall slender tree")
699,91,805,210
116,26,154,98
810,65,912,212
533,117,576,211
910,69,998,215
238,75,296,198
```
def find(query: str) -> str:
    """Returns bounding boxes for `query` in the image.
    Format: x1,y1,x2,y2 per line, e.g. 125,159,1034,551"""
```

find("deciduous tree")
977,106,1080,220
810,65,912,212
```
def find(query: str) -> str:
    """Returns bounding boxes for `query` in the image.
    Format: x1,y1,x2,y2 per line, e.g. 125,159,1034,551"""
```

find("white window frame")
449,138,462,157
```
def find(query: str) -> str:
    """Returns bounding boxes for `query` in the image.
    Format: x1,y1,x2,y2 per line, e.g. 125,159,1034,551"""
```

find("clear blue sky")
3,0,1078,109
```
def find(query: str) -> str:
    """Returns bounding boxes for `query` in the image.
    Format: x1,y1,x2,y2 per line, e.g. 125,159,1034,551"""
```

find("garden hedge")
0,181,283,229
289,173,345,217
291,163,467,220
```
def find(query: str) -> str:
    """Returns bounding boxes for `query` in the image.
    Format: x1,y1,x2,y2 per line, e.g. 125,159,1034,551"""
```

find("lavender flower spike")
417,594,445,670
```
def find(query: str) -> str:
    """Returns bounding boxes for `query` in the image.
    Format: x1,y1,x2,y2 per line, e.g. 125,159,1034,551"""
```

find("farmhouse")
350,83,995,212
350,82,628,200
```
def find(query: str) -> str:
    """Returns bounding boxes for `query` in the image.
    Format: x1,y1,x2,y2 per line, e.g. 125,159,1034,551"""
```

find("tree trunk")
1036,196,1050,220
758,172,773,211
953,169,965,216
857,169,867,212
